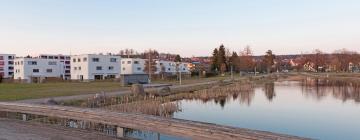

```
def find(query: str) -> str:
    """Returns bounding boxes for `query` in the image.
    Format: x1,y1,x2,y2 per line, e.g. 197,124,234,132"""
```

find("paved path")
0,118,121,140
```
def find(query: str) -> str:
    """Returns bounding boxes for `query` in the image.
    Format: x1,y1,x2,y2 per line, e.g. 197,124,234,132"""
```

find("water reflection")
263,82,276,101
301,77,360,103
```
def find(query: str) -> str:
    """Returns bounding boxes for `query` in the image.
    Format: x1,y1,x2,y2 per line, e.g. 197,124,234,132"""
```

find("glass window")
77,58,81,62
46,69,52,73
109,66,114,70
83,57,87,62
122,61,125,64
48,61,57,65
33,69,39,73
73,59,76,62
0,56,3,60
122,67,125,70
28,61,37,65
78,67,81,70
134,61,139,64
127,61,131,64
137,67,141,71
110,58,117,62
92,58,100,62
96,66,102,70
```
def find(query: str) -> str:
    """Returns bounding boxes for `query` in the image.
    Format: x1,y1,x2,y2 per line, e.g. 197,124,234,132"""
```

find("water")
172,79,360,140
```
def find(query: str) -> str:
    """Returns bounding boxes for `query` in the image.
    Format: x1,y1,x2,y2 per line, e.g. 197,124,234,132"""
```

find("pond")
172,78,360,140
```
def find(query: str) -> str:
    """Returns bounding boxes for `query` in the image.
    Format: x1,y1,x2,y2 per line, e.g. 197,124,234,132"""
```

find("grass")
0,82,129,101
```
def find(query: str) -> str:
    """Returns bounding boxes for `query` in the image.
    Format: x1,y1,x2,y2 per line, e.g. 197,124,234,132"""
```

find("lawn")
0,82,129,101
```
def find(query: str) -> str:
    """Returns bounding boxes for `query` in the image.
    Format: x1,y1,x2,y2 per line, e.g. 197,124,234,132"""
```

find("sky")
1,0,360,57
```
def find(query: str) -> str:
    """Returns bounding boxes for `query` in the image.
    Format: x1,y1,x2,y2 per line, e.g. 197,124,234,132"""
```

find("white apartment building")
155,60,191,75
120,58,146,75
71,54,121,81
13,57,65,83
0,54,15,78
38,54,71,80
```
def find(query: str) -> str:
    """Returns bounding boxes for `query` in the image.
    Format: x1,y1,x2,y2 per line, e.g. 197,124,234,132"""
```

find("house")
71,54,121,81
120,58,148,85
120,58,146,75
13,57,65,83
38,54,71,80
0,54,15,79
155,60,191,75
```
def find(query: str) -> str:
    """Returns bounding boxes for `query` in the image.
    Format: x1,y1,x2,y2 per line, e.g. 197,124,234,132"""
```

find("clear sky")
1,0,360,57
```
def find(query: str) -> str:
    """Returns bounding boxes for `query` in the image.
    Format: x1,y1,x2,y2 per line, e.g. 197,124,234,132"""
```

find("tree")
211,48,219,71
143,49,158,83
218,44,227,73
263,50,276,73
239,46,255,72
229,52,239,72
175,55,182,62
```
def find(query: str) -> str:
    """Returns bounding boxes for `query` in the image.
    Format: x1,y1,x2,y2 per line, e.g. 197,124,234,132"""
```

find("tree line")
211,44,276,74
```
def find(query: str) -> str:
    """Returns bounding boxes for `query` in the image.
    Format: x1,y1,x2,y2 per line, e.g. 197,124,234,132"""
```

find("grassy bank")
0,82,128,101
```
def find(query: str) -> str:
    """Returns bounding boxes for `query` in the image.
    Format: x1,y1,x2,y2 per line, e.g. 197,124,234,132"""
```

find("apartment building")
71,54,121,81
0,54,15,78
155,60,191,75
38,54,71,80
13,57,65,83
120,58,146,75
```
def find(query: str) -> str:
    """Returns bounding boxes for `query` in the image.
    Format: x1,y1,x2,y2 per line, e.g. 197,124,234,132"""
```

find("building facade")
155,60,191,75
0,54,15,79
71,54,121,81
38,54,71,80
13,57,65,83
120,58,146,75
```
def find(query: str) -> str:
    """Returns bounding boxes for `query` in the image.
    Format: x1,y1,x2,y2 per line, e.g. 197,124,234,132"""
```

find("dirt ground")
0,118,122,140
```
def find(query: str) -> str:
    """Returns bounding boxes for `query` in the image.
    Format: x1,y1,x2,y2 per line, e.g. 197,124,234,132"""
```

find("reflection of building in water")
263,82,276,101
301,77,360,103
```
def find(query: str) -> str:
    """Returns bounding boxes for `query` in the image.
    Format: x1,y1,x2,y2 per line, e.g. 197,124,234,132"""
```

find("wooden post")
117,127,124,138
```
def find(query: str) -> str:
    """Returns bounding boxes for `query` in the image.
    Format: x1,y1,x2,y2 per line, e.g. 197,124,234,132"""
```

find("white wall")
0,54,15,78
71,54,121,80
120,58,146,75
13,58,64,81
155,60,191,75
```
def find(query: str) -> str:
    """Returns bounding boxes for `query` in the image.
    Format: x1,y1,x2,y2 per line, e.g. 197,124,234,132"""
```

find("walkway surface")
0,118,121,140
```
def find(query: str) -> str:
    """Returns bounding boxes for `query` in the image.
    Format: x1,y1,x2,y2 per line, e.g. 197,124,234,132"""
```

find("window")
0,72,3,76
96,66,102,70
83,57,87,62
73,59,76,62
60,56,65,59
74,67,77,70
8,66,13,70
54,56,58,59
183,68,186,71
66,66,71,69
0,56,3,60
109,66,114,70
0,61,4,65
78,67,81,70
33,69,39,73
127,61,131,64
168,68,171,71
137,67,142,71
65,70,70,73
122,61,125,64
160,63,163,65
46,69,53,73
28,61,37,65
92,58,100,62
0,67,3,71
65,61,70,64
48,61,57,65
66,56,71,60
110,58,117,62
20,61,23,65
134,61,139,64
77,58,81,62
49,56,54,59
8,56,13,59
122,67,126,71
8,61,14,65
8,72,13,75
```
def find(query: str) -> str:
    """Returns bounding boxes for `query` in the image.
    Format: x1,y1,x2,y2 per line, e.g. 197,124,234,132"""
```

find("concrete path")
0,118,122,140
